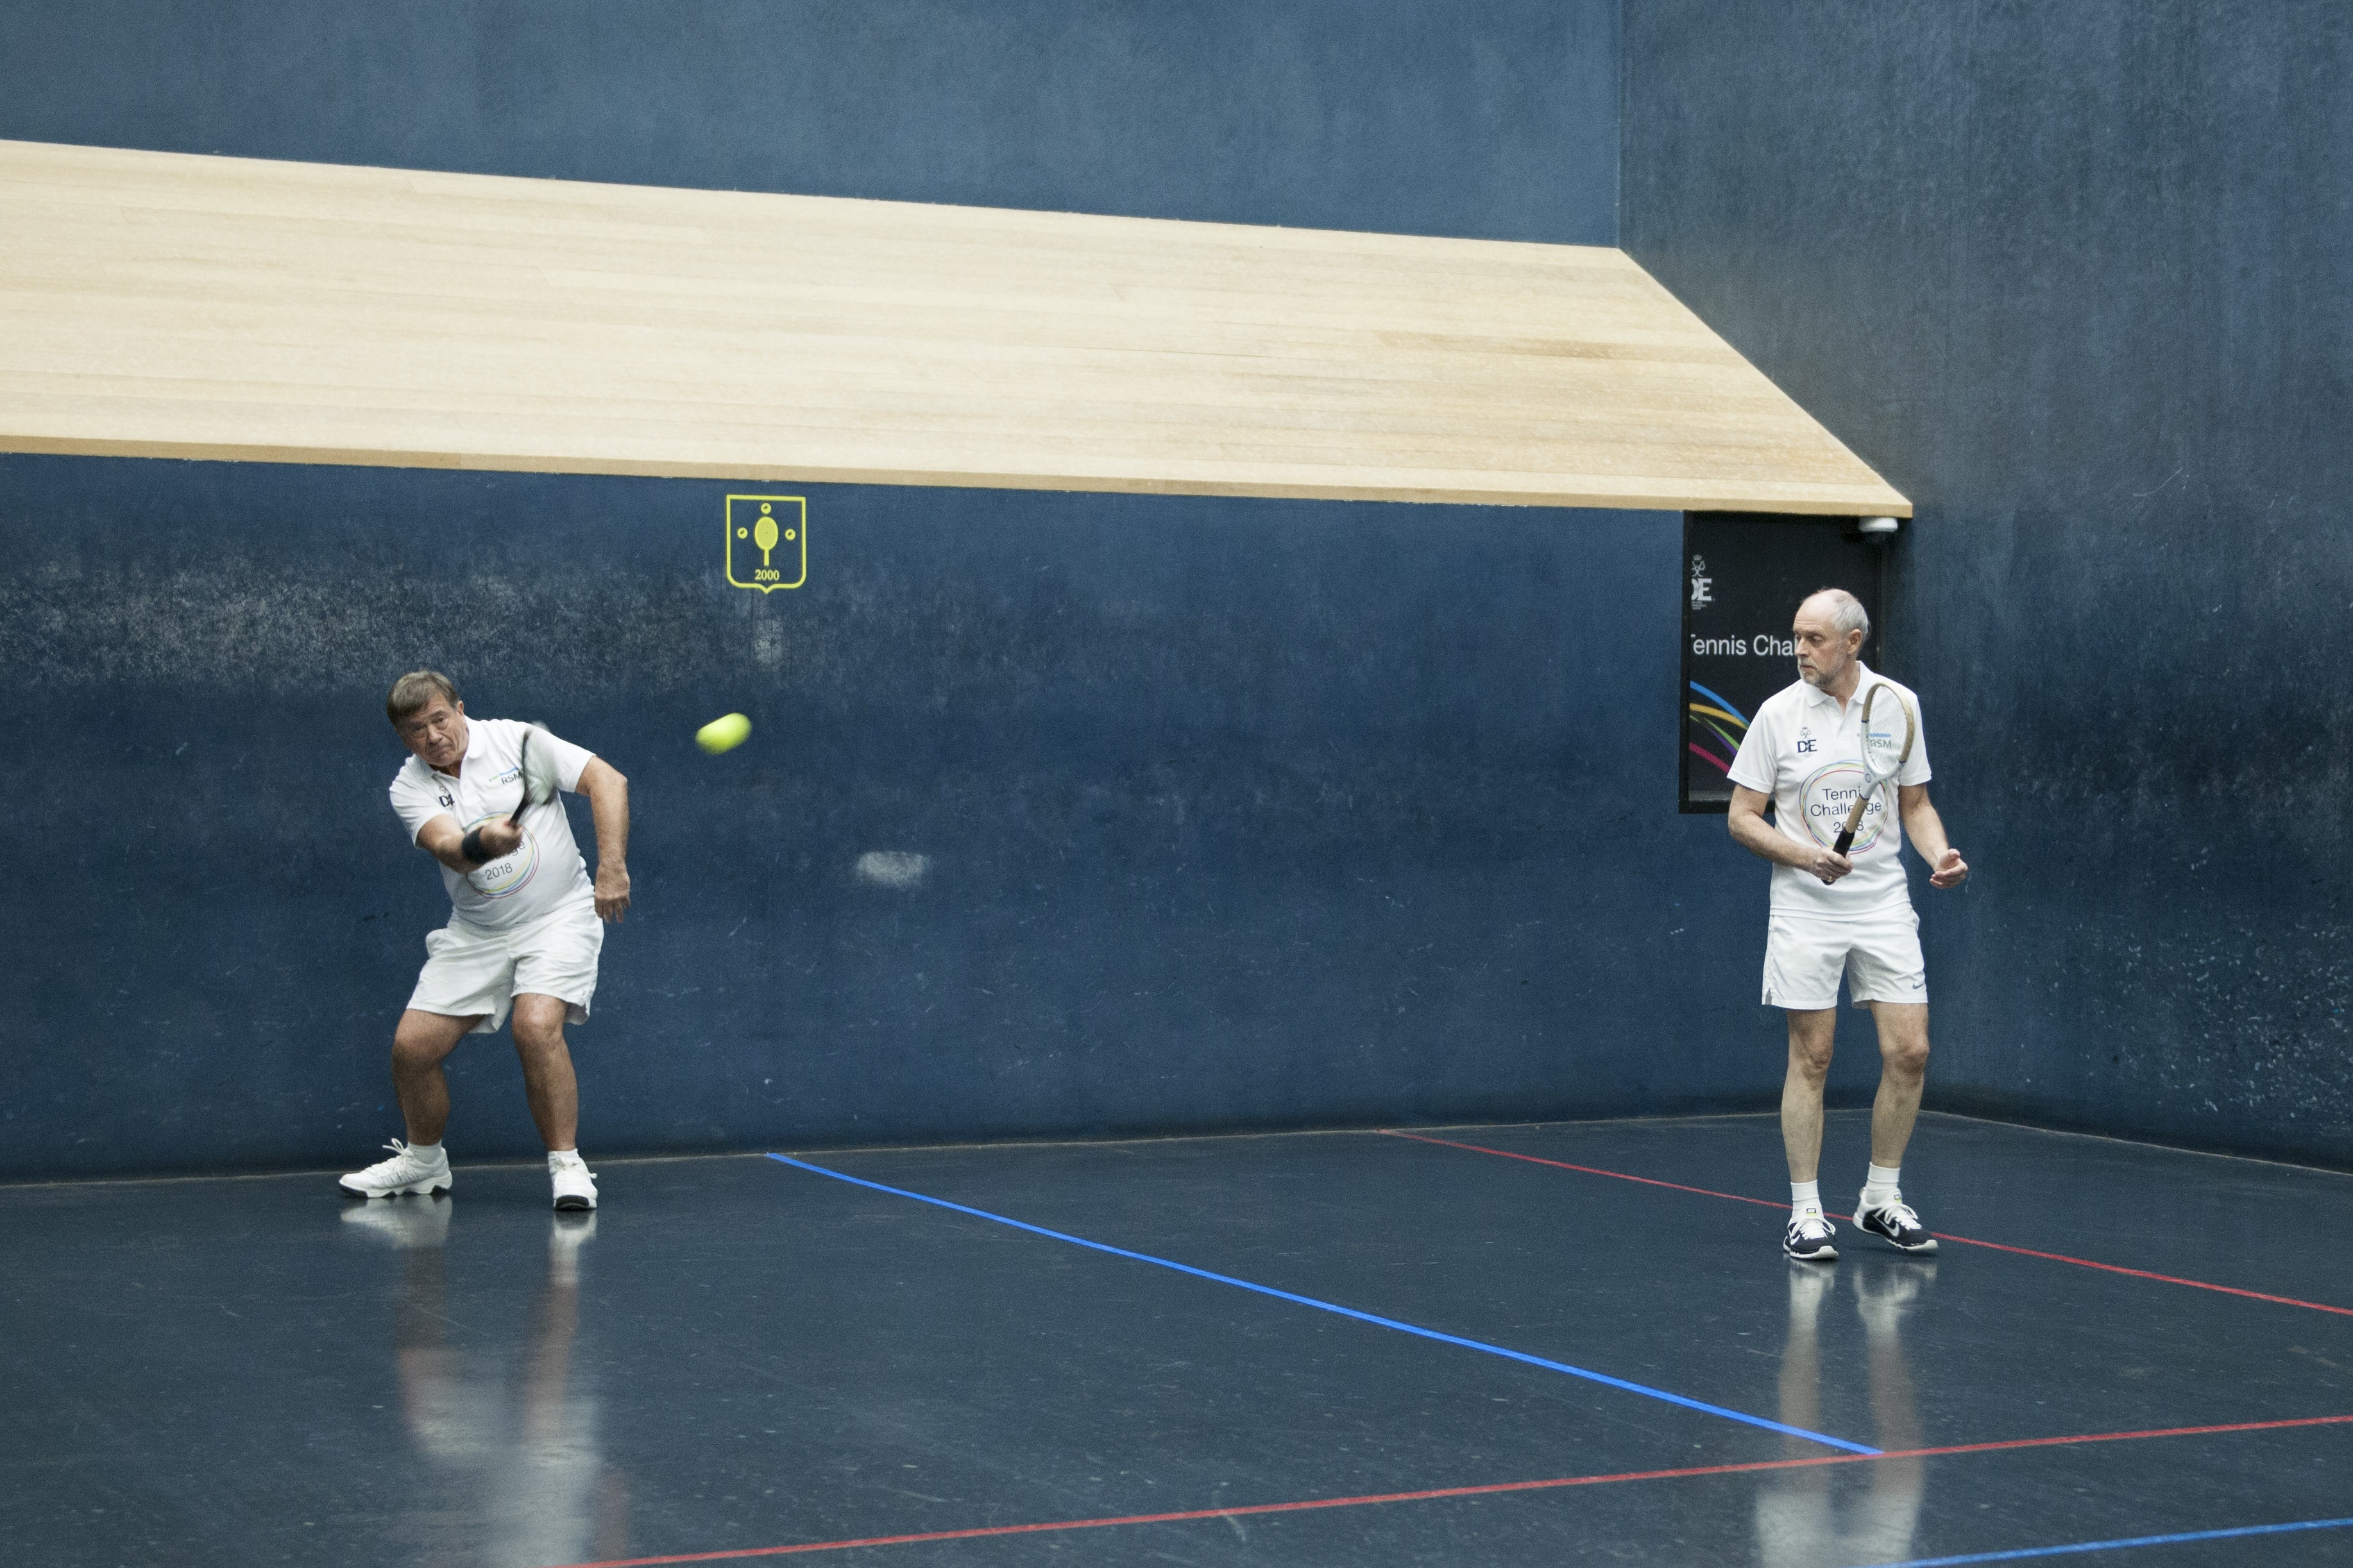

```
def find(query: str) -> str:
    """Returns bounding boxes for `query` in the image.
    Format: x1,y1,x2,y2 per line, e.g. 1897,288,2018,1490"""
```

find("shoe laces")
1790,1207,1833,1240
1875,1199,1921,1231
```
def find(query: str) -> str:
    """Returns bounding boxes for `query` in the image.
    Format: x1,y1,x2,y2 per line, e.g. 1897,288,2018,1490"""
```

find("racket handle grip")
1831,827,1856,856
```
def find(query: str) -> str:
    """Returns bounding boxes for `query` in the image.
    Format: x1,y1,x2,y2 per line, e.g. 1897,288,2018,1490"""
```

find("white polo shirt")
1726,663,1933,916
389,718,598,931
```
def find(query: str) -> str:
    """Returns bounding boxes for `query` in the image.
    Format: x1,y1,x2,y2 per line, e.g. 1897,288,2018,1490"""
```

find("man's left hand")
595,863,633,922
1929,848,1969,889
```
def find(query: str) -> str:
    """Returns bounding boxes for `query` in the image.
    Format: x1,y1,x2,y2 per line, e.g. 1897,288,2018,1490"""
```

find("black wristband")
459,826,488,864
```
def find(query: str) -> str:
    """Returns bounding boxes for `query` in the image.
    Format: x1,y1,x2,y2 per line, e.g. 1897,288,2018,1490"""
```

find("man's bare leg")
511,993,581,1152
1781,1008,1839,1182
1849,1000,1939,1250
1865,1002,1932,1168
392,1009,481,1145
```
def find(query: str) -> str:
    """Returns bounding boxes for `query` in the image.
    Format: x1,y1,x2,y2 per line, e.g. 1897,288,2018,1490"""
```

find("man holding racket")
1727,589,1967,1263
340,671,631,1211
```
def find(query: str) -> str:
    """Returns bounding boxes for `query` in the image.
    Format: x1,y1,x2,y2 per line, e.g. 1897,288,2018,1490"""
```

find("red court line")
1384,1131,1787,1210
551,1414,2353,1567
1383,1131,2353,1318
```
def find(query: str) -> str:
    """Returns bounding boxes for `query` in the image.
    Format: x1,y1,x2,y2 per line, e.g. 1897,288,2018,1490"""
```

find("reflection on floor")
1755,1258,1930,1565
343,1201,622,1567
3,1111,2351,1567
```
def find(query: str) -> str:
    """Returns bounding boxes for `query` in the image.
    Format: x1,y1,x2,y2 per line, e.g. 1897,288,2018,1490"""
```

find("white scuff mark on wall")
854,850,928,889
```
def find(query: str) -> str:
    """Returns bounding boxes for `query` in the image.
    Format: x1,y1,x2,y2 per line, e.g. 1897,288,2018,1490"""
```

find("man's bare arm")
416,813,519,872
1898,783,1969,888
577,757,632,922
1728,784,1852,884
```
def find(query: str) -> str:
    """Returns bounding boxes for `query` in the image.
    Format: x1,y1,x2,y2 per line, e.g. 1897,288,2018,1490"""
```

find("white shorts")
1762,908,1926,1011
407,902,604,1034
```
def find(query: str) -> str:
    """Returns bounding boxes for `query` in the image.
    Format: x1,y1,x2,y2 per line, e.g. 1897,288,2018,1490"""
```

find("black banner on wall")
1681,513,1885,813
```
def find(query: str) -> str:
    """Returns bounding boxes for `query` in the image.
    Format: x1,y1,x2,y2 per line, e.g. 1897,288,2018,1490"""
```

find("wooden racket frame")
1833,682,1916,854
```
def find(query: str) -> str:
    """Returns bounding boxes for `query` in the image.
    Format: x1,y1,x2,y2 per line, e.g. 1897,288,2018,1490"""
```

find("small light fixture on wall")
1856,515,1901,537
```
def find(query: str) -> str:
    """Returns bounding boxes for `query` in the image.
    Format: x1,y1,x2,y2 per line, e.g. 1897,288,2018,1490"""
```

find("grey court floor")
3,1111,2350,1567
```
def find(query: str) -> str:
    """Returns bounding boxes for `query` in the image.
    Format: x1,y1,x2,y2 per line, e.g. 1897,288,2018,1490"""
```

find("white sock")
407,1140,445,1163
1862,1163,1901,1206
1790,1179,1822,1213
548,1149,585,1168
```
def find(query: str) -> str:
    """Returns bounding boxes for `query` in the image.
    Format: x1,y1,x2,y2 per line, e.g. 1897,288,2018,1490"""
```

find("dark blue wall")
0,456,1823,1179
0,0,1618,243
1626,1,2353,1165
0,2,1671,1178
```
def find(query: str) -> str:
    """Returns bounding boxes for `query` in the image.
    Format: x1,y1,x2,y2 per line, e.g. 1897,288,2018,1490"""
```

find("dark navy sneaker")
1783,1208,1840,1263
1853,1196,1939,1254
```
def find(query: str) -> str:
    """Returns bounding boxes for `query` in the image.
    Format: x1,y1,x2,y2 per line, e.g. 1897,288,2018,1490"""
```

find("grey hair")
1810,587,1870,643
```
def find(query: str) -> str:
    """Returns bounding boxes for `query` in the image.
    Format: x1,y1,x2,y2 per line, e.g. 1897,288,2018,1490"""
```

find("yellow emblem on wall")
726,496,808,592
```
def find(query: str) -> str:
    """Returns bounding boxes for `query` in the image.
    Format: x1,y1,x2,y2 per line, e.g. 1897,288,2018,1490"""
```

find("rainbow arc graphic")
1686,681,1746,777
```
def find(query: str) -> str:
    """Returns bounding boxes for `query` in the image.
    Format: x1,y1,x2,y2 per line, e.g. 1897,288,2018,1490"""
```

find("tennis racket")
508,723,557,827
1832,683,1916,855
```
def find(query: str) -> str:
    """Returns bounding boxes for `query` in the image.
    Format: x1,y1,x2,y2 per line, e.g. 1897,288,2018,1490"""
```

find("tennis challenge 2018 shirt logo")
1799,759,1890,852
463,814,540,898
727,496,808,593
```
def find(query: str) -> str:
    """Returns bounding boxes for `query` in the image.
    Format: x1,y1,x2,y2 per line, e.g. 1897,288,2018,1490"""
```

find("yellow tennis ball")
695,712,752,754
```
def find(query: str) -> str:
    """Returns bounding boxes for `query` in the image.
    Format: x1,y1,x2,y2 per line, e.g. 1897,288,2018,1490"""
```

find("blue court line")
1869,1515,2353,1565
765,1152,1876,1454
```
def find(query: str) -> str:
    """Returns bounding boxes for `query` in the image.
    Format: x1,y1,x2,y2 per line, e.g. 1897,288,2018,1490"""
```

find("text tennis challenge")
1690,633,1800,658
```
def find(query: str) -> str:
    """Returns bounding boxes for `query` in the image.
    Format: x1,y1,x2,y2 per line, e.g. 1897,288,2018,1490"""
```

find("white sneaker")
549,1152,598,1211
1853,1192,1939,1254
1782,1206,1839,1263
339,1139,452,1199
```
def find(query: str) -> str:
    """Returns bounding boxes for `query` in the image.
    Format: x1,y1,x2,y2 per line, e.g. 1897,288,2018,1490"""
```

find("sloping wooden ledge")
0,139,1908,515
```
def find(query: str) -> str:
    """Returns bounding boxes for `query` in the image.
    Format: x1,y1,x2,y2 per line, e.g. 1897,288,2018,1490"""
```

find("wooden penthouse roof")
0,139,1908,515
